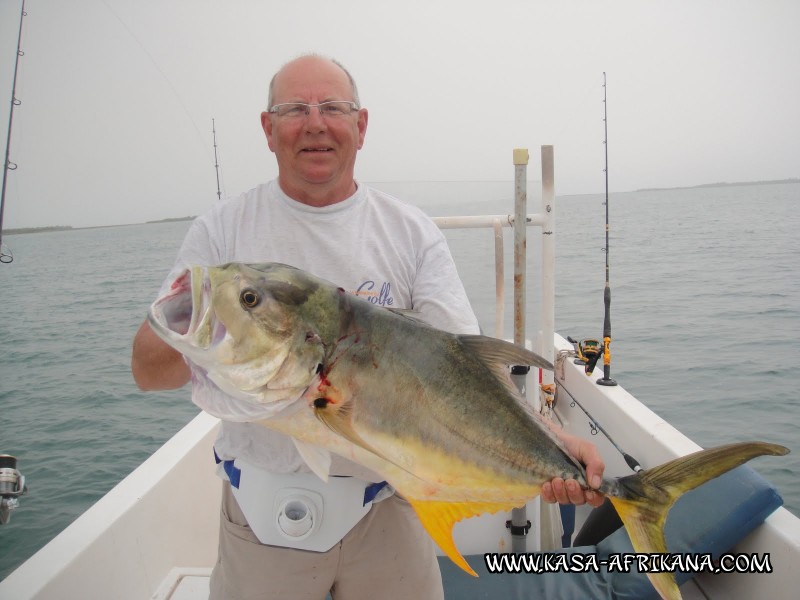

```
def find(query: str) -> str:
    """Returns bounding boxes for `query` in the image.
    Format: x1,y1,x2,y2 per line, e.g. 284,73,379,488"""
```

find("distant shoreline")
2,216,196,236
635,178,799,192
3,176,799,233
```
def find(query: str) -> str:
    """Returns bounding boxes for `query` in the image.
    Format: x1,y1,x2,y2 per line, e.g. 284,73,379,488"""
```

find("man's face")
262,57,368,204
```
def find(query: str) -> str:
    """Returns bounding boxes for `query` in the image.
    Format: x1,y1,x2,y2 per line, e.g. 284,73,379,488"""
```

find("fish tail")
608,441,788,600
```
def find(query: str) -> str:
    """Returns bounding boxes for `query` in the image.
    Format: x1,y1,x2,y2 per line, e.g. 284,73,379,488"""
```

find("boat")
0,145,797,599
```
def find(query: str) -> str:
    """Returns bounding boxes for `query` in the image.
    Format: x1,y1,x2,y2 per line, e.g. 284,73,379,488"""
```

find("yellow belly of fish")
351,429,544,576
359,428,540,502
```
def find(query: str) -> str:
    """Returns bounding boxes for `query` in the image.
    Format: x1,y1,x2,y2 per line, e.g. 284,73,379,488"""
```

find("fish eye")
240,289,260,309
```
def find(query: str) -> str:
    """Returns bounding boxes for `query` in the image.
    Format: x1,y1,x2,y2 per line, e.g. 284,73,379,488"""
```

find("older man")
132,54,604,600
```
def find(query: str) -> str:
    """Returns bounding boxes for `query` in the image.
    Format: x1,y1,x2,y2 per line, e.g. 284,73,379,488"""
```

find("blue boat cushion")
440,465,783,599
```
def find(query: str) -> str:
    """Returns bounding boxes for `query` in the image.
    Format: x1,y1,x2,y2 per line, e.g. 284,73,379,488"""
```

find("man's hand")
131,319,191,390
541,431,605,508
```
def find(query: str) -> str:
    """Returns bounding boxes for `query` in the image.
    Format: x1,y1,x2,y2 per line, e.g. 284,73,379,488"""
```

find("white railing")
431,146,555,391
433,146,556,554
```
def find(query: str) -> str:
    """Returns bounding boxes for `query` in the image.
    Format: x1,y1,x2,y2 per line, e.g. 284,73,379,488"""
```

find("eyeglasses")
268,101,359,118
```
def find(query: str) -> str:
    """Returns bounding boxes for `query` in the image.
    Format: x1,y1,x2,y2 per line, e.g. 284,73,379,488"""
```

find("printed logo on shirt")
355,280,395,307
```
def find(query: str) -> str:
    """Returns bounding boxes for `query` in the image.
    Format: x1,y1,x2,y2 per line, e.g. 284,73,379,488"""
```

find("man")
132,54,604,600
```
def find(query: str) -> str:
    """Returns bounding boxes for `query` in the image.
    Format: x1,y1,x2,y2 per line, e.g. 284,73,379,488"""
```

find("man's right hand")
131,319,191,390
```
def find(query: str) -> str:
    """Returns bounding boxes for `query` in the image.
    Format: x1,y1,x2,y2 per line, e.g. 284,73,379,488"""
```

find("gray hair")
267,54,360,109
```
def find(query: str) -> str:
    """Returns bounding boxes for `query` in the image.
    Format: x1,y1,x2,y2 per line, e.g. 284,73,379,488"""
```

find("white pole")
493,219,505,339
537,145,564,552
509,148,529,553
432,214,545,229
513,149,529,347
540,145,555,384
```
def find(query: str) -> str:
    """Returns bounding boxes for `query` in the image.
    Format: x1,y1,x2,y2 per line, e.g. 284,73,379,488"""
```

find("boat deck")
153,568,210,600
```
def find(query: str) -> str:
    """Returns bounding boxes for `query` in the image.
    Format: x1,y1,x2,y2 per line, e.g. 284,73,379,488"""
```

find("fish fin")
292,439,332,482
457,335,584,475
406,498,520,578
314,398,433,483
314,400,389,464
457,335,566,452
458,335,553,371
610,441,789,600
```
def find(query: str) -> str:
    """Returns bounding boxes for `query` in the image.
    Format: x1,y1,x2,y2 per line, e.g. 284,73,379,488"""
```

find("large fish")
148,262,788,600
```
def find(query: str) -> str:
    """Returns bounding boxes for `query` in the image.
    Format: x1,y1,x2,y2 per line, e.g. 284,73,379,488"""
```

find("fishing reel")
567,337,602,376
0,454,28,525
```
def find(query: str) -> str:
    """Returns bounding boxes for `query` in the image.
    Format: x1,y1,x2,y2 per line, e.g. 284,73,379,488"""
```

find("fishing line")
98,0,214,165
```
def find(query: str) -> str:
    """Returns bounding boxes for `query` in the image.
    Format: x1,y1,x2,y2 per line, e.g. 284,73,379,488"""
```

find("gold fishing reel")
567,337,602,376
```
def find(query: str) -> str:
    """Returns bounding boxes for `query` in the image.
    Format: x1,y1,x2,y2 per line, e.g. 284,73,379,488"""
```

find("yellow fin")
610,441,789,600
406,498,520,578
609,495,677,600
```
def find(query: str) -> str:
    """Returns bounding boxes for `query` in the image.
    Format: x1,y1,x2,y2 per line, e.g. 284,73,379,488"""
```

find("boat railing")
432,146,556,553
431,146,555,392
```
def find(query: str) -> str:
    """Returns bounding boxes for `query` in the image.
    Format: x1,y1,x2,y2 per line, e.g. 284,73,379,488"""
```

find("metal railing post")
541,145,555,388
509,148,530,553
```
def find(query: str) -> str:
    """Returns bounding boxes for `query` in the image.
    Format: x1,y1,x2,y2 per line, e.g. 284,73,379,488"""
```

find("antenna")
597,72,617,386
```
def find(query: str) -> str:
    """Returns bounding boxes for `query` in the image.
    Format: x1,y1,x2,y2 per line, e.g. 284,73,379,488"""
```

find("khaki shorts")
209,481,444,600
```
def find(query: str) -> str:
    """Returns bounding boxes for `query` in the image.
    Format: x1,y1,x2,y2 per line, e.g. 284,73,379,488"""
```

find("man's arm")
131,319,191,390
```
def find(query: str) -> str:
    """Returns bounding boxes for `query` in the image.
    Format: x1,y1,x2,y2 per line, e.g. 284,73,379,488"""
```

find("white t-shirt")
160,179,479,475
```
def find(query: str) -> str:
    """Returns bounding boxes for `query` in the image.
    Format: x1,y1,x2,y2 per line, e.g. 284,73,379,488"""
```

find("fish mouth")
148,266,225,351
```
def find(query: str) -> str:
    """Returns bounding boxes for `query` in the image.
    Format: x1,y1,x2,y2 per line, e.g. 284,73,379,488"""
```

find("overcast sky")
1,0,798,228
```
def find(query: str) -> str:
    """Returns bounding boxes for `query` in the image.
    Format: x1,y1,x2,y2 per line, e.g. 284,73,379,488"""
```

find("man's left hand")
541,432,606,508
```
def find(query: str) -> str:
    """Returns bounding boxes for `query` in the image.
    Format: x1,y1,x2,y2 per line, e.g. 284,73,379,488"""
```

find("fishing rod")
597,72,617,386
0,0,27,264
212,118,222,201
556,381,641,472
568,74,618,384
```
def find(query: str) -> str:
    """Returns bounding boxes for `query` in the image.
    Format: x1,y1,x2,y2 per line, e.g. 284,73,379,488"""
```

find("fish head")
148,263,328,407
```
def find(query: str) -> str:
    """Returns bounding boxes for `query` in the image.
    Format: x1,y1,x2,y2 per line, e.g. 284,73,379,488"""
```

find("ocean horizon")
2,177,797,235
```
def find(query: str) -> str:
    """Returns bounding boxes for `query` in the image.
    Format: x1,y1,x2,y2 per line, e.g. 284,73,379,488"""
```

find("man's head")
267,56,360,110
261,55,368,206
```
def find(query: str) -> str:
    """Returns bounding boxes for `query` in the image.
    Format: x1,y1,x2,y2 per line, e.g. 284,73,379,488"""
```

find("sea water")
1,181,798,580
